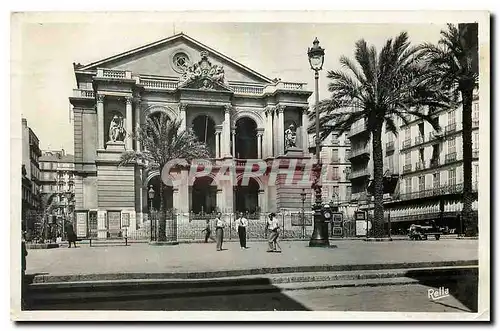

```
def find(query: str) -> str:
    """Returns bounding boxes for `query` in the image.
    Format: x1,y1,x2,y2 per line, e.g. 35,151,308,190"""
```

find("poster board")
75,212,88,238
332,212,343,237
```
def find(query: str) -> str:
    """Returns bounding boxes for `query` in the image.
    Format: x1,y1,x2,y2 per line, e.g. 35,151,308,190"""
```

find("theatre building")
69,33,315,239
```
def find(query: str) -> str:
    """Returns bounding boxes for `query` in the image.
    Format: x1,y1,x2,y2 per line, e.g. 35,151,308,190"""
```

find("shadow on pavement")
23,277,310,311
405,267,478,312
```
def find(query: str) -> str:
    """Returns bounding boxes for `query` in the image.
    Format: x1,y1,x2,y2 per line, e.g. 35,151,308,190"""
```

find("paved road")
26,240,478,277
29,283,475,312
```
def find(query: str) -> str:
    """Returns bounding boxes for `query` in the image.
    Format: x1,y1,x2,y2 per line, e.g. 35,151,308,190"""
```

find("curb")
30,259,478,284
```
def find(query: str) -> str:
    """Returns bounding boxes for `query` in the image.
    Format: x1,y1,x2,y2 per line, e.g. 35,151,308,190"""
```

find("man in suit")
236,212,249,249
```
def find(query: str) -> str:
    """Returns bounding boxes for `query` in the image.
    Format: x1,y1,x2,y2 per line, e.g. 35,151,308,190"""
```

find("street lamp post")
307,37,329,247
148,186,155,242
301,189,307,238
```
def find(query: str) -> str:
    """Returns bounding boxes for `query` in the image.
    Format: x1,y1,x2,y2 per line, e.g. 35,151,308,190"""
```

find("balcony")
139,78,178,90
428,131,443,141
72,89,95,99
429,159,440,169
96,68,133,80
348,146,370,160
472,119,479,128
403,164,412,174
348,123,368,138
414,135,424,145
445,152,457,164
351,192,368,201
415,162,425,171
445,123,457,134
348,169,370,180
473,149,479,158
331,138,340,145
385,141,395,154
397,182,478,201
402,139,411,149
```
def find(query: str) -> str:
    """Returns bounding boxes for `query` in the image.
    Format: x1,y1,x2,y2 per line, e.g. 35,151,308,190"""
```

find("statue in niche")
109,115,126,142
285,123,297,149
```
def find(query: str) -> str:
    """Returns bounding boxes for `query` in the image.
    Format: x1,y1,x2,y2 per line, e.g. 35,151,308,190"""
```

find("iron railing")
445,123,457,134
445,152,457,164
402,139,411,149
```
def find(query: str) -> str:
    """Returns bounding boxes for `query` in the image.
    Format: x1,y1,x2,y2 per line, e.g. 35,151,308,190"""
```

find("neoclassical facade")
69,33,313,238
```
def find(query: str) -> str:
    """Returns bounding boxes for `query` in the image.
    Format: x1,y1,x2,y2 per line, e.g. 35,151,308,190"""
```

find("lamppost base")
308,209,330,247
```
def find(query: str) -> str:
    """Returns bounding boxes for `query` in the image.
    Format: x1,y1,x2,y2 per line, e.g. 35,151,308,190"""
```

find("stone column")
135,100,142,152
302,106,309,154
125,96,133,150
223,105,232,157
277,105,285,156
137,166,144,227
257,128,264,159
97,94,105,149
258,189,266,214
216,188,224,211
215,125,222,158
231,127,236,159
179,103,187,132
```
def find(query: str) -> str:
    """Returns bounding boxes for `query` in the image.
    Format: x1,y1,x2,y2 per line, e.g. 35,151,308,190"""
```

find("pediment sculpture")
109,115,126,142
179,51,226,89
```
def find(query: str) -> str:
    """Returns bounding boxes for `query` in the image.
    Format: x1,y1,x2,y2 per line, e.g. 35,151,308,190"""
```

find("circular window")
173,52,190,72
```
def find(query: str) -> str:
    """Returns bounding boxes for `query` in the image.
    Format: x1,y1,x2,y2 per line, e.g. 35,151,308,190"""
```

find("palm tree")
37,192,59,242
309,32,452,237
119,113,210,242
419,23,479,237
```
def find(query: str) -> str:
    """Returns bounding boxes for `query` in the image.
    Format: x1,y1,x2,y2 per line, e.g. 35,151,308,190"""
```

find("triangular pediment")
77,33,273,85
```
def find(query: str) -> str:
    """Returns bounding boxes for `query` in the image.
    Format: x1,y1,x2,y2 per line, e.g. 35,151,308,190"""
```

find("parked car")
408,224,442,240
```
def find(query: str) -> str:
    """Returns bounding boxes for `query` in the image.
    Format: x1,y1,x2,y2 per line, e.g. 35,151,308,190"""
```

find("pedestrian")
236,212,249,249
267,213,281,253
214,212,225,251
201,219,214,243
65,222,77,248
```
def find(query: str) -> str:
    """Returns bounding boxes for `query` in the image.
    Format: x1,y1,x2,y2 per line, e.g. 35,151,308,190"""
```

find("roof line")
78,33,273,84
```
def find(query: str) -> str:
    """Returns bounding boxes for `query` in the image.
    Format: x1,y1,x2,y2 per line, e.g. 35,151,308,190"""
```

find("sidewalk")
25,239,478,283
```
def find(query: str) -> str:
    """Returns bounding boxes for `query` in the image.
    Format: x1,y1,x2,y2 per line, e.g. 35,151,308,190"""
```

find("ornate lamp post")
307,37,329,247
148,185,155,241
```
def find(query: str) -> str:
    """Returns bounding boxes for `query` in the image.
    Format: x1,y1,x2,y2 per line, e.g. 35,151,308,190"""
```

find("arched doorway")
190,176,217,214
147,175,173,212
192,115,216,158
234,177,260,214
235,117,257,159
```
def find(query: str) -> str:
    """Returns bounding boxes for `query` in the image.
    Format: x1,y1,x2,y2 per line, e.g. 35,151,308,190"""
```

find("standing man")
236,212,249,249
267,213,281,252
65,222,77,248
215,212,225,251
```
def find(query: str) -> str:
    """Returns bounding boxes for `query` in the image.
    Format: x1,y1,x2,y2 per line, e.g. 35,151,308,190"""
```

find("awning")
385,199,478,223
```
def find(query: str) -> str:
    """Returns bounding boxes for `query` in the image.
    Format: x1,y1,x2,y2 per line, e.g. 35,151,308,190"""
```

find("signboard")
355,211,366,220
76,212,88,237
356,220,372,236
107,211,121,237
331,212,343,237
122,212,130,227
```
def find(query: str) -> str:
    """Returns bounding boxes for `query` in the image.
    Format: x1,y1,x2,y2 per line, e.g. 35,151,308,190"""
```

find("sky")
14,14,448,155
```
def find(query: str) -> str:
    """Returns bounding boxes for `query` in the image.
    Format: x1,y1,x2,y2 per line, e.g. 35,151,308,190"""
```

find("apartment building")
21,118,42,231
39,150,76,226
385,95,480,233
342,90,480,234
